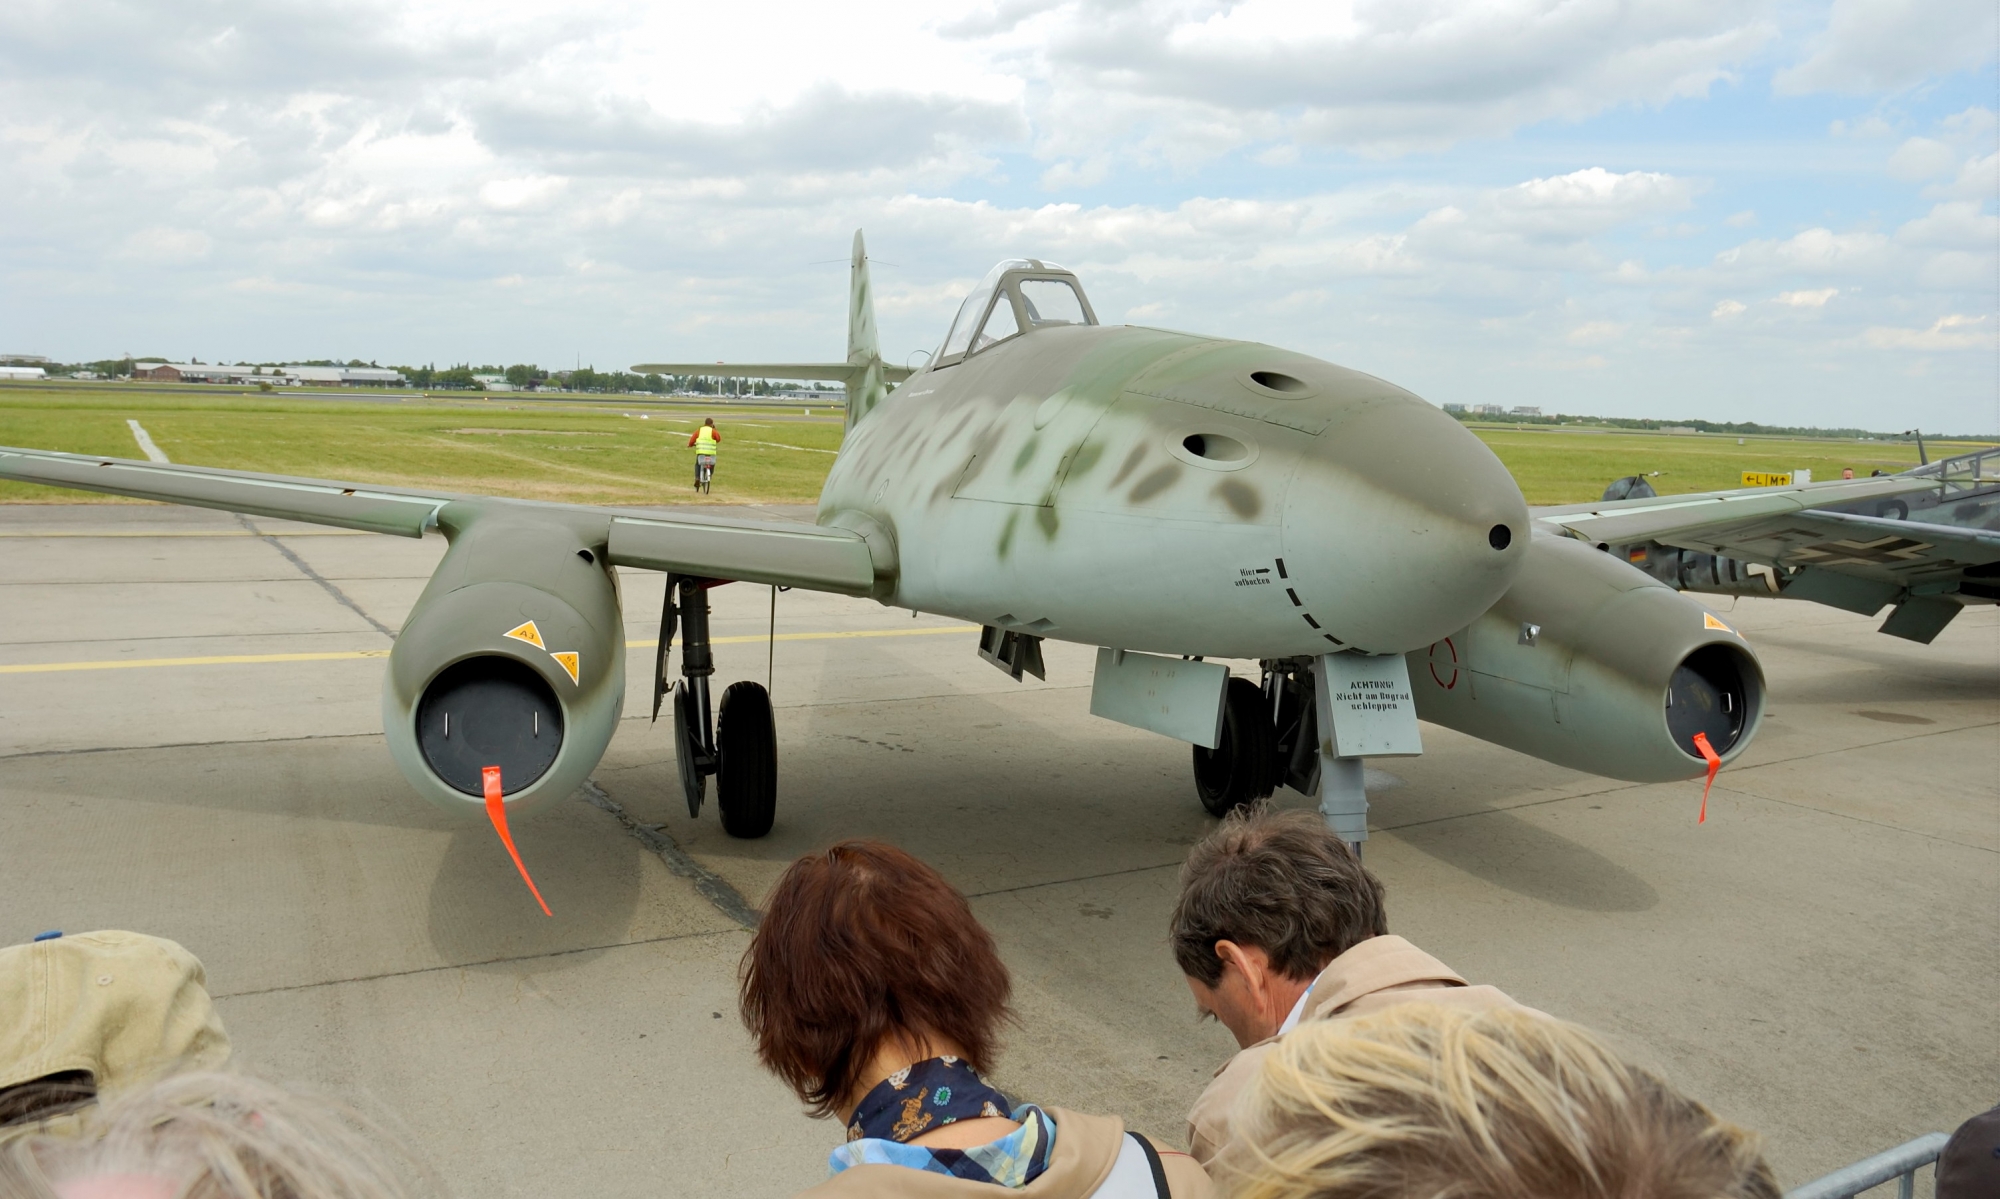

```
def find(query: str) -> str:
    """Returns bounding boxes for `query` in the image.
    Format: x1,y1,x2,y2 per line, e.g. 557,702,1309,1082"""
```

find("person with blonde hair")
0,1071,438,1199
1221,1003,1779,1199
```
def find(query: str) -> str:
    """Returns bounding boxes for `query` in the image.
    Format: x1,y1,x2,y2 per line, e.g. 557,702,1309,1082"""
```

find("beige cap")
0,931,230,1094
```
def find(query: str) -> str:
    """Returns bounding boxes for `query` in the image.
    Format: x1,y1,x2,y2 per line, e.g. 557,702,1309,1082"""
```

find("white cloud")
1887,136,1957,180
1711,299,1747,319
1567,321,1626,344
479,175,567,210
1776,287,1839,307
1863,314,1992,350
119,226,212,263
1777,0,1997,94
1724,210,1757,227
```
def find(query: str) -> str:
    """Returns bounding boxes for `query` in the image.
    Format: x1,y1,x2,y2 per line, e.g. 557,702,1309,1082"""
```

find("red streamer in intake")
1691,732,1721,824
483,765,551,916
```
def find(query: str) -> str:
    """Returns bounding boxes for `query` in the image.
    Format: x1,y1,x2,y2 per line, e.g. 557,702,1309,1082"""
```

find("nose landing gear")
655,574,778,838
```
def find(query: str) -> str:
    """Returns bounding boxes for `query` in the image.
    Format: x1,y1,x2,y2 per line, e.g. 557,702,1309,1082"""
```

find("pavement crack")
578,779,761,928
235,513,397,640
210,928,739,1000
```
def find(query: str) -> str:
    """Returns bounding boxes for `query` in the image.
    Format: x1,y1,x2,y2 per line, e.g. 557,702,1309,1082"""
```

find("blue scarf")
834,1057,1055,1187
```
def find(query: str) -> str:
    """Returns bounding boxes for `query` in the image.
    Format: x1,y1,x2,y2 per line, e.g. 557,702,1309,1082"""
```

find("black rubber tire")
672,682,706,818
1192,676,1277,817
716,680,778,838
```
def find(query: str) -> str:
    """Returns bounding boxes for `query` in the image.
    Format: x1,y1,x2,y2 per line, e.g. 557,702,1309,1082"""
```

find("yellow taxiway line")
0,624,973,675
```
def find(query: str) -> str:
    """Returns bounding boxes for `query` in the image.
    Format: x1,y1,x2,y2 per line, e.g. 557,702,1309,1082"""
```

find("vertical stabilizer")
845,230,889,431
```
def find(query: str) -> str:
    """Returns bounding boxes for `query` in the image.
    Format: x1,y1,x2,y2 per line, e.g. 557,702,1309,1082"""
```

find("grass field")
0,382,1983,508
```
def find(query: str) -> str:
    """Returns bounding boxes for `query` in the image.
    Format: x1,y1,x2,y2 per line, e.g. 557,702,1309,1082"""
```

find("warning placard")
550,651,580,684
503,621,544,648
1316,652,1423,758
1741,472,1792,487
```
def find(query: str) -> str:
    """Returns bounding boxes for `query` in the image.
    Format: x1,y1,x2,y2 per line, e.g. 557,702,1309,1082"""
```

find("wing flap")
1536,476,1937,545
605,515,875,592
0,447,444,537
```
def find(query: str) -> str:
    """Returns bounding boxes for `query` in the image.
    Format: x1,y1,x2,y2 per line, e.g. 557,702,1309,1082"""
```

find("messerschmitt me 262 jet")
4,232,1951,881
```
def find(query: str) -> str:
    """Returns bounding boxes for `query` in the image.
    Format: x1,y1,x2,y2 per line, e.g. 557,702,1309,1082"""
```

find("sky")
1,0,1994,432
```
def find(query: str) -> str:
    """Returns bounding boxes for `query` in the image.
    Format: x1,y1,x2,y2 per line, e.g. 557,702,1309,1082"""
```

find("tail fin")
845,230,890,431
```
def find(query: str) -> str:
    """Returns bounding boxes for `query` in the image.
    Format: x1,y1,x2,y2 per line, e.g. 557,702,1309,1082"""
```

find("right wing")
629,361,916,385
0,446,880,594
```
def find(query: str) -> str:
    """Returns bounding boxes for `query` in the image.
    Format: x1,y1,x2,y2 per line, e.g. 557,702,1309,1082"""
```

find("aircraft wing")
628,361,916,384
1533,476,1938,546
1633,507,2000,583
0,446,877,593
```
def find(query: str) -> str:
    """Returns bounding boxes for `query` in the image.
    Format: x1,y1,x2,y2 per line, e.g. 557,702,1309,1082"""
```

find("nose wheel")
656,574,779,838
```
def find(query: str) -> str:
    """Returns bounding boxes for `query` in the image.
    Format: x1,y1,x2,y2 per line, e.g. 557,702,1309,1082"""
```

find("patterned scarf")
831,1057,1056,1187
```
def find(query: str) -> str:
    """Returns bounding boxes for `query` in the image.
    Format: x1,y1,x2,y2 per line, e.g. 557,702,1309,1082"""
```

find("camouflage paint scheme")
0,231,1771,824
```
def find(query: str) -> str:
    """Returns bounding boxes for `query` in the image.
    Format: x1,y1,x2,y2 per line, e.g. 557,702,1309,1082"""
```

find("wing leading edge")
0,445,879,594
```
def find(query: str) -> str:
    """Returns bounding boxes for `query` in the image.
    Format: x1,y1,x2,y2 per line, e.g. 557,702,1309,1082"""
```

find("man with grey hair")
1171,805,1529,1165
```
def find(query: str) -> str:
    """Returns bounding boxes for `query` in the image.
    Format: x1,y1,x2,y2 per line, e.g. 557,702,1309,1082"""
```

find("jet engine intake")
382,506,626,818
416,655,565,795
1410,534,1765,782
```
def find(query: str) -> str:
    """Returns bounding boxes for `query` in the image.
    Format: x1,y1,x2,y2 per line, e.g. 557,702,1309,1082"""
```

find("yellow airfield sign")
1742,471,1793,487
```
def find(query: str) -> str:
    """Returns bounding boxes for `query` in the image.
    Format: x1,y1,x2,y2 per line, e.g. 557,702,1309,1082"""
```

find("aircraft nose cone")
1282,396,1527,652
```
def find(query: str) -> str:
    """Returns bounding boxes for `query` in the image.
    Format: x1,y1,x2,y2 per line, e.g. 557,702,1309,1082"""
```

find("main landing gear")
1191,659,1371,854
655,574,777,838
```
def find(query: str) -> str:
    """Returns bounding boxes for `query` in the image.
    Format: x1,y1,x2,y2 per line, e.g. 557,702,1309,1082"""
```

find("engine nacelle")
382,504,625,817
1409,534,1763,782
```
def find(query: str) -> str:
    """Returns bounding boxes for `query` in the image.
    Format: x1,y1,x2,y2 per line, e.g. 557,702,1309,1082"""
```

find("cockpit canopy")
935,259,1098,368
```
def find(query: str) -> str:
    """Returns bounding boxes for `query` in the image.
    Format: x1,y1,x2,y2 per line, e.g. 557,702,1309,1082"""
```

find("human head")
739,840,1014,1118
0,932,231,1127
1225,1004,1780,1199
1842,467,1855,479
703,418,714,428
0,1071,435,1199
1170,806,1386,1044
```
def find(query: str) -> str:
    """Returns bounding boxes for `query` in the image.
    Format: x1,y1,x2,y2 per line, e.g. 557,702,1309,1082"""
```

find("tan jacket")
1185,935,1524,1165
801,1107,1213,1199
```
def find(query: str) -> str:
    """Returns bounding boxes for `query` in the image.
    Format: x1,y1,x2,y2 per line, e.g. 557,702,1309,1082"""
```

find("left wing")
1534,475,1937,547
0,445,879,593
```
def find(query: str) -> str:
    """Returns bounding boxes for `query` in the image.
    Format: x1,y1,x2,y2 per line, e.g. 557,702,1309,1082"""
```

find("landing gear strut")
655,574,778,838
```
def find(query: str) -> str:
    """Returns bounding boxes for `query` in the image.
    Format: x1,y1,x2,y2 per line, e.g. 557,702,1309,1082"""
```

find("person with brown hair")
1221,1003,1779,1199
741,840,1213,1198
1170,806,1528,1165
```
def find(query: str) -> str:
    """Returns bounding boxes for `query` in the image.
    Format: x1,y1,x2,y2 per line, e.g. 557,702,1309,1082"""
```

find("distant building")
1,354,49,364
1472,404,1510,415
1660,425,1698,435
0,366,47,380
133,362,259,383
1441,402,1467,413
1510,406,1542,416
472,374,515,391
277,365,407,387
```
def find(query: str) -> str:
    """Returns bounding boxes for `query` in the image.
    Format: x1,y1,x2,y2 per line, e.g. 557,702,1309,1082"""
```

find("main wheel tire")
716,680,777,838
1192,676,1277,817
672,682,706,818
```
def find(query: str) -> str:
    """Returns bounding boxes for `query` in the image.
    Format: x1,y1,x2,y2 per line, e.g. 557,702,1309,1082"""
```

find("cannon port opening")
1666,643,1758,758
417,655,565,796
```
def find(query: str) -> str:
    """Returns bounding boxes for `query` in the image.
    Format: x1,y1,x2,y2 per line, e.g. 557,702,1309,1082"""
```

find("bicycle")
694,454,715,494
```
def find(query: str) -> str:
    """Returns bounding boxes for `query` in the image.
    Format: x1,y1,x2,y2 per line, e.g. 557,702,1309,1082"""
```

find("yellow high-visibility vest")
693,427,718,455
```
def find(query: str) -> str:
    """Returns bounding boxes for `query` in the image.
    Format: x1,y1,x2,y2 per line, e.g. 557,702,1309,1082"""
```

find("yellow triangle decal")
550,651,580,684
1703,613,1734,634
503,621,544,649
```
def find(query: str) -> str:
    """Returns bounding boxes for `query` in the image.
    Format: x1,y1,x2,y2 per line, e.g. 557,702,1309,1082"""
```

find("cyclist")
688,418,720,492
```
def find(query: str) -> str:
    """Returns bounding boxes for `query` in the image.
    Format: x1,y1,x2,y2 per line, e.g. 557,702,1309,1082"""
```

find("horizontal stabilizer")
628,362,914,385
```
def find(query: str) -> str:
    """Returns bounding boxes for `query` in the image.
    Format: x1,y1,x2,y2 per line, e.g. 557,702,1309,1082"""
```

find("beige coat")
1185,935,1525,1165
801,1107,1213,1199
